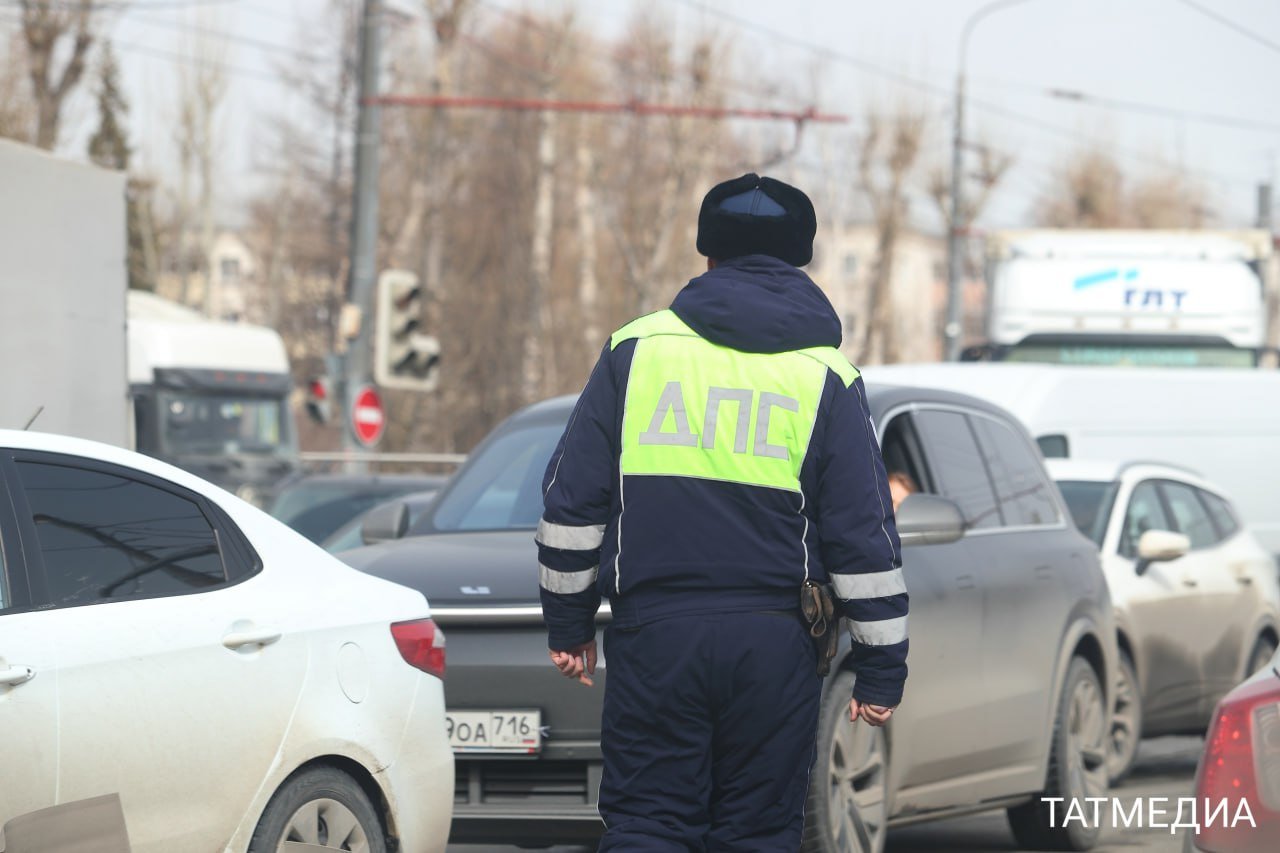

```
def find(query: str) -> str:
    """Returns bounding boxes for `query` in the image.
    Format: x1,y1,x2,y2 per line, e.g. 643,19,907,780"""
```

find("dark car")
321,489,442,554
340,387,1118,852
268,472,447,544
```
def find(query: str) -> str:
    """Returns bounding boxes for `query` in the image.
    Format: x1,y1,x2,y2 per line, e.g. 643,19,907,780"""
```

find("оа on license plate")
447,709,542,754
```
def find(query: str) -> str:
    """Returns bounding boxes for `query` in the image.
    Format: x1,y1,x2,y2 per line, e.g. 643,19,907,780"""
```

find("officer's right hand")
549,640,597,687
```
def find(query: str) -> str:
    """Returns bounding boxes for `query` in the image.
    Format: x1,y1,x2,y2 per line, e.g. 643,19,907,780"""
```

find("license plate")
447,709,542,754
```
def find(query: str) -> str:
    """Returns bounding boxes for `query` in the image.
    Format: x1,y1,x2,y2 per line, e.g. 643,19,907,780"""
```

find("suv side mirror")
897,494,966,547
1134,529,1190,576
361,500,410,546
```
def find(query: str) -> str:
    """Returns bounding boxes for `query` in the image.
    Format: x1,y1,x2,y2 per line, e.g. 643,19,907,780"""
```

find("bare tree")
1035,145,1211,228
19,0,97,150
522,12,576,404
928,136,1013,243
601,23,733,316
1036,146,1126,228
856,108,927,364
0,31,36,141
172,32,227,314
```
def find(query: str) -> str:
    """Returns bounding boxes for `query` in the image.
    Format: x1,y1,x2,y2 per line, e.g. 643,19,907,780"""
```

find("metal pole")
944,72,966,362
944,0,1036,362
343,0,384,467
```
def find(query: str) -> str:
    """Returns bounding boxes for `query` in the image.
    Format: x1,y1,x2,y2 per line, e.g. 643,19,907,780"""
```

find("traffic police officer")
536,173,908,851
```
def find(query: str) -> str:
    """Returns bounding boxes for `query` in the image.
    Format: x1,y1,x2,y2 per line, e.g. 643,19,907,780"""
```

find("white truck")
0,139,298,504
976,229,1272,367
127,291,300,504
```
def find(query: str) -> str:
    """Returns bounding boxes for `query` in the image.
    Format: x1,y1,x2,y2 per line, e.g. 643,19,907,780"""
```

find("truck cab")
974,229,1271,368
127,292,298,505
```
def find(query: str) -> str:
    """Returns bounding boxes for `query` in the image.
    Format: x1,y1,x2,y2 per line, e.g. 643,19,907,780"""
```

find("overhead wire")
1173,0,1280,59
665,0,1262,190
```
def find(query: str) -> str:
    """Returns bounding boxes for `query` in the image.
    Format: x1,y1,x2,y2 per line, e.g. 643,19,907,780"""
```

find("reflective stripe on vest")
611,310,859,492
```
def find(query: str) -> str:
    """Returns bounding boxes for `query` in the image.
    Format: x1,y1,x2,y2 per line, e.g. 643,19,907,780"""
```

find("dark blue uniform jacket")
537,254,908,706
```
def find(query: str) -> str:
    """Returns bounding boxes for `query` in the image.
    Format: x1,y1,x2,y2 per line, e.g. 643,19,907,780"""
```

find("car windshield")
1003,343,1255,368
426,423,566,532
272,480,440,543
322,489,440,553
159,392,296,457
1055,480,1119,547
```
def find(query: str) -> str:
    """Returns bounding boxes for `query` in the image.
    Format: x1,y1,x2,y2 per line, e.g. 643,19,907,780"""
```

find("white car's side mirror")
1135,529,1190,576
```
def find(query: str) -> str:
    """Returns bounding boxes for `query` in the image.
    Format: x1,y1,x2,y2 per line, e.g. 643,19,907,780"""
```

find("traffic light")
304,376,332,424
375,269,441,392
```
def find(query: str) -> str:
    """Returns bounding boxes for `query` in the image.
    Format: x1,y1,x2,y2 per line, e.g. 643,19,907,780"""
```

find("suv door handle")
956,574,976,590
222,628,282,650
0,665,35,686
1182,577,1199,588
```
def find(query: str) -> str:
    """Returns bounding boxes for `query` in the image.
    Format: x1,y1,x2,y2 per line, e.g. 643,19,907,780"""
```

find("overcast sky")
36,0,1279,230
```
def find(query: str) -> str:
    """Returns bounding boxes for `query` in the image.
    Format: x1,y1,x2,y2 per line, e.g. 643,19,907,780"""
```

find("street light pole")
944,0,1035,362
342,0,384,467
944,68,967,362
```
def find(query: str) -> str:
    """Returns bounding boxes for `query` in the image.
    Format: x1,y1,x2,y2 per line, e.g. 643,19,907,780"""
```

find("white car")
1049,459,1280,783
0,430,453,853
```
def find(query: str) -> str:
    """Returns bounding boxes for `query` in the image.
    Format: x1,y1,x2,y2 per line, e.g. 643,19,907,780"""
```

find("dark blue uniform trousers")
598,612,822,852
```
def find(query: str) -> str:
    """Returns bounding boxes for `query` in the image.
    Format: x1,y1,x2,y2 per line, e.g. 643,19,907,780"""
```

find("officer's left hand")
549,640,597,686
849,699,894,727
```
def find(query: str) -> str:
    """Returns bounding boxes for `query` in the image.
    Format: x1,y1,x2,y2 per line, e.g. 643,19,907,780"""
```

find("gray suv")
341,384,1118,852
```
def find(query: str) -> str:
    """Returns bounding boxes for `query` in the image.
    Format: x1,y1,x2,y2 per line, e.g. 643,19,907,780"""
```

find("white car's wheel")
1246,634,1277,678
1105,651,1143,784
802,670,889,853
249,766,388,853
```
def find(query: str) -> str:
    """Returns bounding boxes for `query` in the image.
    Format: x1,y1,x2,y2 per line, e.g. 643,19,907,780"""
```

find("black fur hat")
696,173,817,267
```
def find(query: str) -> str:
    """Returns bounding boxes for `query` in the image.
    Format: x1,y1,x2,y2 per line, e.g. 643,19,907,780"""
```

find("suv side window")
969,415,1061,527
16,460,236,608
1199,490,1240,540
1120,480,1172,559
913,409,1002,530
1159,480,1218,550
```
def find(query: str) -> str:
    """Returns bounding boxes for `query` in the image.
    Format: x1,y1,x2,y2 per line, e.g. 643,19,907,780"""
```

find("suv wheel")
1105,651,1142,784
249,766,388,853
802,670,889,853
1007,656,1108,851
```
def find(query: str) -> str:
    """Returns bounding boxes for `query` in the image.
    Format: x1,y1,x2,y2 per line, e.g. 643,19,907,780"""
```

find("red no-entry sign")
351,385,386,448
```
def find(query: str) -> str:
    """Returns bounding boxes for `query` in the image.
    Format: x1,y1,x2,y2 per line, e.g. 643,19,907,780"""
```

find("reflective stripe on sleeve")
536,520,606,551
540,564,599,594
848,615,908,646
831,567,906,600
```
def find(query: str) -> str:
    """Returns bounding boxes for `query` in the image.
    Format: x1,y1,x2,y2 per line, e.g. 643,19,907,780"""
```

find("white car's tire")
1246,634,1277,678
248,766,388,853
1105,651,1143,785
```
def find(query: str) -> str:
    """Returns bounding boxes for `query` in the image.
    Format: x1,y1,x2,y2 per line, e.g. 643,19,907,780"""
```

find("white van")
864,362,1280,557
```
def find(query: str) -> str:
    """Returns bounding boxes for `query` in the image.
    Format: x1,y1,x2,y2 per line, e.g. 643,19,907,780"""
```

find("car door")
966,410,1074,773
1157,480,1243,710
5,451,308,853
1115,479,1204,729
0,476,59,830
884,408,991,796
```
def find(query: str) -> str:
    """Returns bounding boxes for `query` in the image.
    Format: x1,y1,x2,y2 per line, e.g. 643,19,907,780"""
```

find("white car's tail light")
391,618,446,680
1194,674,1280,852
